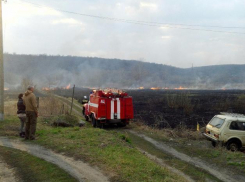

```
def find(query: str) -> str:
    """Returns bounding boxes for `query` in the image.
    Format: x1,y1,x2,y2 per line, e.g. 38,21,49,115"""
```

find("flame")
42,87,57,91
174,86,187,90
42,84,71,91
150,87,160,90
4,88,9,91
42,87,49,91
103,88,122,94
66,84,71,89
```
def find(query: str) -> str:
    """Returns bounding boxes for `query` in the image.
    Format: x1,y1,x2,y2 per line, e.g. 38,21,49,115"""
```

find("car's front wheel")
226,140,241,151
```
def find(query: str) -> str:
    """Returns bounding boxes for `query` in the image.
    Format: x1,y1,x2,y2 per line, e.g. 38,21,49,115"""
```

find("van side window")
229,121,245,131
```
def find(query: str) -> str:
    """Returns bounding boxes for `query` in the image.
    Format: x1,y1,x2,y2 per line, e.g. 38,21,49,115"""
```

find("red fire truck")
83,89,134,128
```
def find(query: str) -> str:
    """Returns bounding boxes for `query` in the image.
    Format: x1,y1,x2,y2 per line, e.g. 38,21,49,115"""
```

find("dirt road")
138,148,195,182
0,156,19,182
0,137,109,182
129,130,245,182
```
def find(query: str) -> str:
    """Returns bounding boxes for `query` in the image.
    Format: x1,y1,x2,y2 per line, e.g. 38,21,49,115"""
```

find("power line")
20,0,245,30
14,0,245,35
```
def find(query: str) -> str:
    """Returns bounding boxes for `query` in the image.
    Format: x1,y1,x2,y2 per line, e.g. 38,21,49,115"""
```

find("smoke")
4,53,245,90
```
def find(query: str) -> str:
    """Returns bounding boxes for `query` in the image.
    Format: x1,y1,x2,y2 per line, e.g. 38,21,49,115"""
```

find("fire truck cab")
83,89,134,128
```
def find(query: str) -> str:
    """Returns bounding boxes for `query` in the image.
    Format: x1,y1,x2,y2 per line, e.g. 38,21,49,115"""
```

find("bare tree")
21,78,34,91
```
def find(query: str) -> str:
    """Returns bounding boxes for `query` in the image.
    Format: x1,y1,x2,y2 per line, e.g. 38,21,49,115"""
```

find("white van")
203,112,245,151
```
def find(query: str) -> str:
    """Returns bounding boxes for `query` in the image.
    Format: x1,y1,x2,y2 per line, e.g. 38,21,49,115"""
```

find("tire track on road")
0,137,109,182
129,130,245,182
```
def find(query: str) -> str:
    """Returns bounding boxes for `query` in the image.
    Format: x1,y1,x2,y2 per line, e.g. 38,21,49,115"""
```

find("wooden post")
37,97,39,108
70,85,75,114
61,104,64,114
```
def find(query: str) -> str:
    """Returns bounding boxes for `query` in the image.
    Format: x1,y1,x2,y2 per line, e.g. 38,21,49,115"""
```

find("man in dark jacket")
23,86,38,140
17,93,26,137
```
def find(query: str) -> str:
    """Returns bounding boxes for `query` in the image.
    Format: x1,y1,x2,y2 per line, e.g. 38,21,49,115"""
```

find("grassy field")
0,116,186,182
131,122,245,176
4,94,245,181
0,146,77,182
124,131,221,182
4,96,69,117
54,95,83,115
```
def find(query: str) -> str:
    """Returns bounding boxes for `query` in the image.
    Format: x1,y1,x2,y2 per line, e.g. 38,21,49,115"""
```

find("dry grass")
4,96,69,117
132,121,204,141
4,100,17,116
39,96,69,116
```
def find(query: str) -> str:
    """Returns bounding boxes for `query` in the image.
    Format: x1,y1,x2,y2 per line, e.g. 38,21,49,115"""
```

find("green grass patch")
125,131,221,182
130,123,245,176
0,116,185,182
0,146,77,182
40,114,80,126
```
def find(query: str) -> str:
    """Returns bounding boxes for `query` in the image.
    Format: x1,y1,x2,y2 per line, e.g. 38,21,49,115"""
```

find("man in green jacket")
23,86,38,140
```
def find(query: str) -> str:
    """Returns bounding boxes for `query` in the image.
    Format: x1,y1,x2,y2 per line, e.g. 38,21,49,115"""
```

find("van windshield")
209,117,225,128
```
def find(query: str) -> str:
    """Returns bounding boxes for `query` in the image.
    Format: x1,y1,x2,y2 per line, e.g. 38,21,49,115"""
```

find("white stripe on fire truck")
116,98,120,119
89,103,98,108
111,99,114,119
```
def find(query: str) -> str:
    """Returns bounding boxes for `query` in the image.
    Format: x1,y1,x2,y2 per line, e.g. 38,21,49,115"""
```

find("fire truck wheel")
92,115,97,128
118,120,127,127
85,115,89,121
96,120,101,128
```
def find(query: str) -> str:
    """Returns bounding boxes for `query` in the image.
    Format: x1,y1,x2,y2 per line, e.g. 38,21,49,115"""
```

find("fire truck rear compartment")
85,90,134,127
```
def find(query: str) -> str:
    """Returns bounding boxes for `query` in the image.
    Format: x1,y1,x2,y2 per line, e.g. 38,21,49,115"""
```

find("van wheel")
92,115,97,128
226,140,241,151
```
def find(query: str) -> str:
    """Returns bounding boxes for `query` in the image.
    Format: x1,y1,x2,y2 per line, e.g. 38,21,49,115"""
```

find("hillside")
4,53,245,89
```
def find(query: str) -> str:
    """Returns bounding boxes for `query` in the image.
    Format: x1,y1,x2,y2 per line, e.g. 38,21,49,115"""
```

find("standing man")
23,86,38,140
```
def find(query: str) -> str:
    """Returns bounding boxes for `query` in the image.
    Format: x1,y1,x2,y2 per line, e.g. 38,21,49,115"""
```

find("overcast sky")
2,0,245,68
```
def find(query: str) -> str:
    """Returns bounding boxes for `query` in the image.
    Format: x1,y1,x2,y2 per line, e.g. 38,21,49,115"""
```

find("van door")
226,121,245,146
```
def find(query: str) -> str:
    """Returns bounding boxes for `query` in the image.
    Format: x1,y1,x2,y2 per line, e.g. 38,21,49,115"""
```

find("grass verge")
0,116,186,182
130,122,245,176
54,95,83,115
0,146,77,182
125,131,221,182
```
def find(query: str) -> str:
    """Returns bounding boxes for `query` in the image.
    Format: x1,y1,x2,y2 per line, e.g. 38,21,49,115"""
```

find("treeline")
4,53,245,89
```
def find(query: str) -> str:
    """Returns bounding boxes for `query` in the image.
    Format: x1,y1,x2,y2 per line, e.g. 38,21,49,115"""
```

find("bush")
43,114,80,127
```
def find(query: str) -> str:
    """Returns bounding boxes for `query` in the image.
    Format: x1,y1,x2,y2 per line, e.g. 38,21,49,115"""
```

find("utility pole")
0,0,4,121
